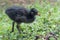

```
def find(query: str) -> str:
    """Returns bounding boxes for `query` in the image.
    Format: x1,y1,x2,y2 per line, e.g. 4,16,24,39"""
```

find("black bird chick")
5,6,38,33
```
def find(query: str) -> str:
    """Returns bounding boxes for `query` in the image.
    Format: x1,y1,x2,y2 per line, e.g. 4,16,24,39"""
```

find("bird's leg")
10,21,15,33
16,23,21,33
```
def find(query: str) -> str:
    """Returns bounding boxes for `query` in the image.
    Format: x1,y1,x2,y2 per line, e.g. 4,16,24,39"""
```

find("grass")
0,1,60,40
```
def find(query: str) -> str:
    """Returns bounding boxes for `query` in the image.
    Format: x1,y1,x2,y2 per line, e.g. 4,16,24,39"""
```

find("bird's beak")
37,13,40,16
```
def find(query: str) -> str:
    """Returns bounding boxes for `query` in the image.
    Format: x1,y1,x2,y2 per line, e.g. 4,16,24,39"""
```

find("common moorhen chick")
5,6,38,33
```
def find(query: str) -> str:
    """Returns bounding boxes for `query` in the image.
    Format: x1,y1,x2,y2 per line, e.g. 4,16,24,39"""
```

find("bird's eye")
31,12,34,14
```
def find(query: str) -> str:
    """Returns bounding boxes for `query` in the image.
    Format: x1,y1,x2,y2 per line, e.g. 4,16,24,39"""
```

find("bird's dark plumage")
5,6,38,33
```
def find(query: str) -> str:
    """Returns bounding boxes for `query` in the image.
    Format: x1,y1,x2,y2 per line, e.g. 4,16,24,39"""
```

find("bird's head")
30,8,38,16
